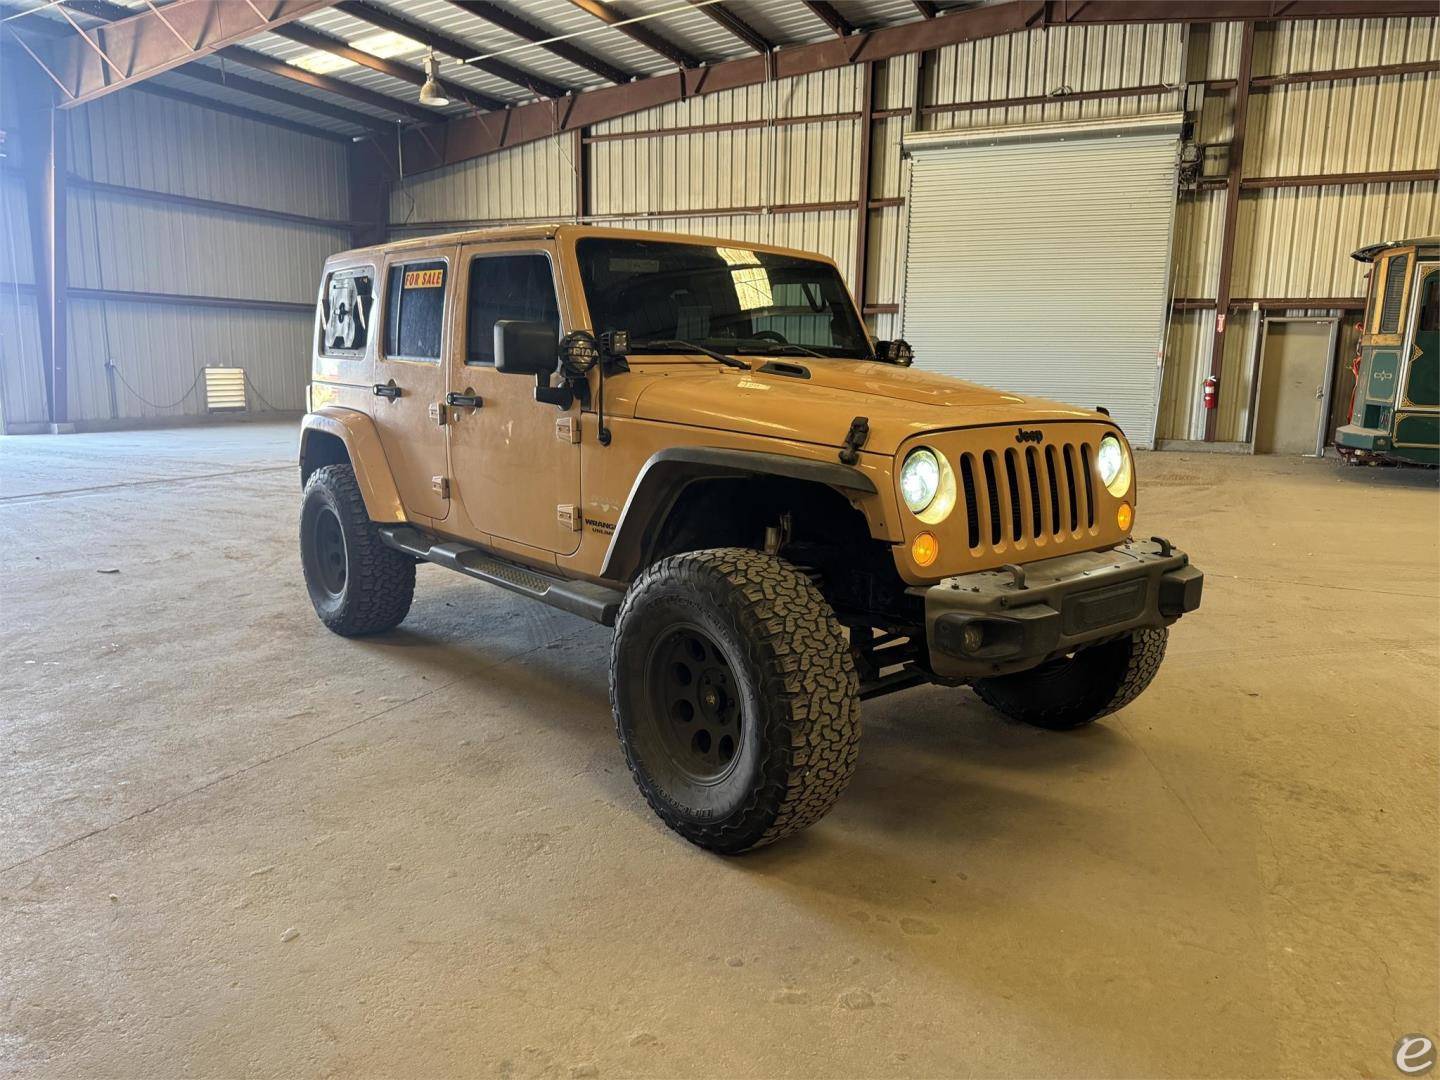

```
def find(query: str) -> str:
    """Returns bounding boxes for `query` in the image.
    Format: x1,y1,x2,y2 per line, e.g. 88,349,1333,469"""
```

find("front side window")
384,259,447,360
466,253,560,365
576,238,869,358
319,267,373,356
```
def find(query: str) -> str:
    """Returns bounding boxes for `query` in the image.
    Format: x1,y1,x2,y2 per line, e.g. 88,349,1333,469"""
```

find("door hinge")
555,416,580,443
557,504,581,531
432,475,450,499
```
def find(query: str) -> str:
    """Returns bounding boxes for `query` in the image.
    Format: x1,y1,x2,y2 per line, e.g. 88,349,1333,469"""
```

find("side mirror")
494,320,559,376
874,339,914,366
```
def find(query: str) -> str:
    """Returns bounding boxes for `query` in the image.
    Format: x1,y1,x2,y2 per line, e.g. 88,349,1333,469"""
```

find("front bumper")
920,538,1203,679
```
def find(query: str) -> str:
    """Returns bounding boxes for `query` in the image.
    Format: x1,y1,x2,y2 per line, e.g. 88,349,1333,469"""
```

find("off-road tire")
972,627,1168,730
300,464,415,636
611,548,860,854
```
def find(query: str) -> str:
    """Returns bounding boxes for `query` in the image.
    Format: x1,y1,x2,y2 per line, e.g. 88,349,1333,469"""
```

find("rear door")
446,243,582,556
372,248,454,524
1402,264,1438,410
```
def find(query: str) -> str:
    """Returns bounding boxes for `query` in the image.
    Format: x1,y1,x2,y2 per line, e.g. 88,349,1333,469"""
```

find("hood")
623,358,1101,455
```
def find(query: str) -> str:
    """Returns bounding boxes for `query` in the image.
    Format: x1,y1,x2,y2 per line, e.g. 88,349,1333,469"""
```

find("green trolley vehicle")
1336,236,1439,466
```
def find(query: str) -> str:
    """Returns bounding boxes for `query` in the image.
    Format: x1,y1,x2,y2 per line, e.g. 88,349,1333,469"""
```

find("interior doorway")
1251,317,1340,456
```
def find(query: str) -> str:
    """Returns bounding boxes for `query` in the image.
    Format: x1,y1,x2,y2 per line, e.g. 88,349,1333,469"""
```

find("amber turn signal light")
1117,503,1133,531
912,531,939,567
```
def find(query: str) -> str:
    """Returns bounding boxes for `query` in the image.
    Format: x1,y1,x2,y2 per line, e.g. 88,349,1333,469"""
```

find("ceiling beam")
912,1,940,16
266,22,505,112
398,0,1436,176
334,0,570,100
563,0,701,69
219,44,441,123
173,57,395,135
1042,0,1432,19
442,1,633,85
687,1,773,54
801,2,855,38
6,0,341,108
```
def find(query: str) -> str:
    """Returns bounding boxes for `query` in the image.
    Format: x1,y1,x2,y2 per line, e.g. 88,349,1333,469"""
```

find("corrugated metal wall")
382,13,1437,450
5,13,1434,439
1,89,349,430
387,68,866,288
1163,16,1439,442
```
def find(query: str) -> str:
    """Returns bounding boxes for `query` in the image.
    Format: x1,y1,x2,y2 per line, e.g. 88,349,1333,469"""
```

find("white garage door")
901,114,1183,448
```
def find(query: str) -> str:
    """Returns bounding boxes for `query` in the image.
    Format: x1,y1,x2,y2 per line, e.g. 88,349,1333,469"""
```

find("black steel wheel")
611,548,860,854
299,464,415,637
647,624,744,783
308,505,348,597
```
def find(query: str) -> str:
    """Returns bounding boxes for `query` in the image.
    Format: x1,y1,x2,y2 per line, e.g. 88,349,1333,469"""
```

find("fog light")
912,531,939,567
1117,503,1133,531
960,623,984,653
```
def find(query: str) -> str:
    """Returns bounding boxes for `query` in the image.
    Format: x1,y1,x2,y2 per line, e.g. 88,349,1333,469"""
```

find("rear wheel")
972,627,1168,730
611,548,860,853
300,464,414,636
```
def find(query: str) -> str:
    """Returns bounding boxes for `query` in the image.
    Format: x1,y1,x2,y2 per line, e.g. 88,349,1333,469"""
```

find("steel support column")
348,141,391,248
853,62,876,320
1204,19,1254,442
16,77,68,426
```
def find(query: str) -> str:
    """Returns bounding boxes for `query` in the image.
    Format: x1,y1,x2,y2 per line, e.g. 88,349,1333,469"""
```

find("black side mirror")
874,339,914,366
494,320,559,376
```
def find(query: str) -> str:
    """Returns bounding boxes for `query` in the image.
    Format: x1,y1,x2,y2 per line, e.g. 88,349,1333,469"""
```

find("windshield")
576,237,871,359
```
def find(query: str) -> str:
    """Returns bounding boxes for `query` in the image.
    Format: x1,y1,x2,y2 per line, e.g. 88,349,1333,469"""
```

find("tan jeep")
299,224,1203,852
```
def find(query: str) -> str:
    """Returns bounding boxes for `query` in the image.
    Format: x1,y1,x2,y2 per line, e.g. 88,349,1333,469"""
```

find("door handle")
373,382,402,400
445,391,483,409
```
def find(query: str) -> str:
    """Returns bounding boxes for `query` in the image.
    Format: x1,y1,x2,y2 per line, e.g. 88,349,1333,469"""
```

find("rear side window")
466,253,560,365
1378,253,1410,334
384,259,447,360
320,267,373,356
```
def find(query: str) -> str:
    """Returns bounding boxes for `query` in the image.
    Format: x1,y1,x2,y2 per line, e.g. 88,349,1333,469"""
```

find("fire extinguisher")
1203,375,1218,411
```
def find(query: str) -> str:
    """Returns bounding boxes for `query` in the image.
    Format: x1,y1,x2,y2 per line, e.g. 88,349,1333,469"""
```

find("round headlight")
1097,434,1132,497
900,448,941,514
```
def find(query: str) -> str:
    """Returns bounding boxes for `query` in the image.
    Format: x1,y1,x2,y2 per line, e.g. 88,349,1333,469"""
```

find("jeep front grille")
956,440,1097,551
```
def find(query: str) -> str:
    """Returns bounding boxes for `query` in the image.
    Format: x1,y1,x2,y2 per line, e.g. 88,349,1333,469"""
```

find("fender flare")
299,409,407,523
599,447,878,582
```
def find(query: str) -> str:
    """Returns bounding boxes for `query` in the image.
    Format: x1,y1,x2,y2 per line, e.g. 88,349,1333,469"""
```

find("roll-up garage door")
901,114,1183,448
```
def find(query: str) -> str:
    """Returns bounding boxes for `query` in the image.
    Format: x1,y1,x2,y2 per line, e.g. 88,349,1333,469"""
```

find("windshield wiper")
736,342,833,360
629,338,750,370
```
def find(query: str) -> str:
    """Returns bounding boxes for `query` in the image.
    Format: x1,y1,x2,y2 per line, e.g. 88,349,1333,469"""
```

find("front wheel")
610,548,860,854
300,464,415,636
972,627,1168,730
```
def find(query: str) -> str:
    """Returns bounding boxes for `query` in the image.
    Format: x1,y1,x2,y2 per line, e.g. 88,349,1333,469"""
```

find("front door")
446,243,582,557
372,249,454,524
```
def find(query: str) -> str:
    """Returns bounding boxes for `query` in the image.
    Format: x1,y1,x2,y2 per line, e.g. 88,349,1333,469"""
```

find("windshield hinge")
838,416,870,465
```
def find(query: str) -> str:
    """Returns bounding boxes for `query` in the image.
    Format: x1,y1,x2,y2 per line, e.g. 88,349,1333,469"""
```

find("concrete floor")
2,421,1436,1079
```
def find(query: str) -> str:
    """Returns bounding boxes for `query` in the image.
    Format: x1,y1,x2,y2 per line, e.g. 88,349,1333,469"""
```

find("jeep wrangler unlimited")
299,225,1203,853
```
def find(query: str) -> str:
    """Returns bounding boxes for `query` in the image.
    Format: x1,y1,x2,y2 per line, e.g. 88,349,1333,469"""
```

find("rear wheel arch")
300,429,350,485
299,411,406,523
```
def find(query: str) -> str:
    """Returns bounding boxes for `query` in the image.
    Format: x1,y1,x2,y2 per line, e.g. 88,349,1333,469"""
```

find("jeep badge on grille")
1015,428,1043,444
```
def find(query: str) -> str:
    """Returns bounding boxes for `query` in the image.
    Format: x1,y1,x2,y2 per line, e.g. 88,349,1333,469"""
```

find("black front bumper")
920,539,1203,679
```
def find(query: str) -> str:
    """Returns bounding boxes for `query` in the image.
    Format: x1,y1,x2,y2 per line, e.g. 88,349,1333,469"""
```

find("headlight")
1097,434,1132,497
900,449,941,514
898,447,956,524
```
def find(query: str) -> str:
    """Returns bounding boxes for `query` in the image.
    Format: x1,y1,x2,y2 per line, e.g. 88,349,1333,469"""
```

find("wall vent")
203,367,247,412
